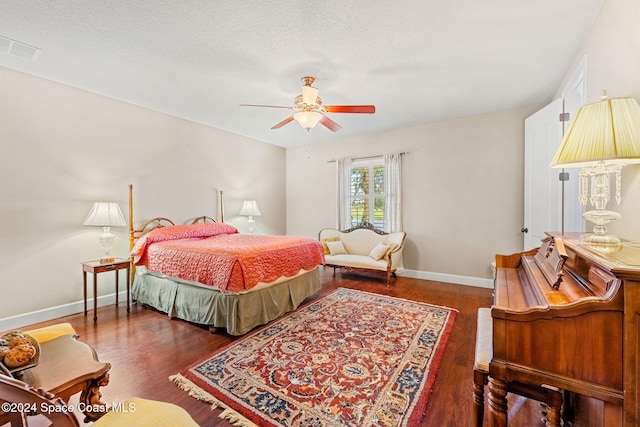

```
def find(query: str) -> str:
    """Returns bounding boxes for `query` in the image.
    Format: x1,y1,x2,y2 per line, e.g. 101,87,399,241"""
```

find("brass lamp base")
99,257,115,264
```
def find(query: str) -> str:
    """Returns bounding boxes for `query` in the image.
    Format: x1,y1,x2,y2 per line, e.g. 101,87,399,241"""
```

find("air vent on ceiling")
0,35,41,61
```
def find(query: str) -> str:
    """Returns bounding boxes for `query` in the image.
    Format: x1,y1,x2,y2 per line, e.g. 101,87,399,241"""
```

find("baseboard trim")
2,270,493,331
0,291,128,332
398,269,494,289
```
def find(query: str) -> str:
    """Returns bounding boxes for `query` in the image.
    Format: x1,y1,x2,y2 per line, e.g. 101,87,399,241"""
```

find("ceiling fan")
240,76,375,132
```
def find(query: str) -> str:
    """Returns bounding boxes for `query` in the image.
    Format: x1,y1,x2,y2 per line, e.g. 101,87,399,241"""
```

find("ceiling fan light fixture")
242,75,375,133
294,111,322,131
301,85,319,105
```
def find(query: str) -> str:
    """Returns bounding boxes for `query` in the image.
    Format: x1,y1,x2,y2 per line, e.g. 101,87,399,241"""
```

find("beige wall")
3,0,638,326
286,105,538,283
287,0,640,283
0,67,286,322
555,0,640,241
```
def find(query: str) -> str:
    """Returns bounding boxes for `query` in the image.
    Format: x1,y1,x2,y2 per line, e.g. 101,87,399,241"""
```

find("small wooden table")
14,335,112,422
82,258,131,322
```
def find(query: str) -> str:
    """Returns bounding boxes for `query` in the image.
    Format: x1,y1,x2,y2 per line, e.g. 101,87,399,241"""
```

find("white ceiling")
0,1,605,148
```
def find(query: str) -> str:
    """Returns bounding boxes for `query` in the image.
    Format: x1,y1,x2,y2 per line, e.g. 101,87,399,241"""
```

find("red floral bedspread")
131,223,324,293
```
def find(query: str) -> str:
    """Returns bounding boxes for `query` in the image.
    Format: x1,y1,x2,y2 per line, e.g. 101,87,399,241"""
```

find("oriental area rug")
171,288,457,427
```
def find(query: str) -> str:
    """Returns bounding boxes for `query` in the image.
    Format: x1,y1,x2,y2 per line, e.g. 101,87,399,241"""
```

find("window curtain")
336,156,352,230
384,153,403,232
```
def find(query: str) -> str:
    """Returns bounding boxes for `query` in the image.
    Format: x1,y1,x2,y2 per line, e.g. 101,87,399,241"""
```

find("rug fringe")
169,374,258,427
219,407,257,426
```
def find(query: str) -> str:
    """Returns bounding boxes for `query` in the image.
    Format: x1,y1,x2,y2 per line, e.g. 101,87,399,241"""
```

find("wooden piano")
489,232,640,427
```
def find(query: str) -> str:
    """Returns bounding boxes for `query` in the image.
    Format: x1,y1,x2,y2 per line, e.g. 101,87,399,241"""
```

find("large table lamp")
83,202,128,263
550,92,640,245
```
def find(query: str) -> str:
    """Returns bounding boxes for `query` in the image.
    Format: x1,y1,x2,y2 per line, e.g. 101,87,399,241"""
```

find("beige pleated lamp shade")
550,96,640,168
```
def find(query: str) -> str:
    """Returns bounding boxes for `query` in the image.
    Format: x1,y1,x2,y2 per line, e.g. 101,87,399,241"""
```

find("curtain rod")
327,152,408,163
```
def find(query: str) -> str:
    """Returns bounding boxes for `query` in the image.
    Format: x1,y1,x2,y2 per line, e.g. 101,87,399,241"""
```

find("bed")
127,185,325,335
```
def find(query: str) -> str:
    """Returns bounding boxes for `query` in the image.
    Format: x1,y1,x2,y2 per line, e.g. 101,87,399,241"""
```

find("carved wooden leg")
488,376,508,427
472,369,488,427
3,412,24,427
542,385,562,427
79,372,110,422
563,390,575,422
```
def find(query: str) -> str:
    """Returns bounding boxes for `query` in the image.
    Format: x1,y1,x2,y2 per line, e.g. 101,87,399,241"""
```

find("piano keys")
488,232,640,427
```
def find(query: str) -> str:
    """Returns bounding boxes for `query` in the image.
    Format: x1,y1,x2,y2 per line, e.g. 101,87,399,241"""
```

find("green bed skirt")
131,268,322,335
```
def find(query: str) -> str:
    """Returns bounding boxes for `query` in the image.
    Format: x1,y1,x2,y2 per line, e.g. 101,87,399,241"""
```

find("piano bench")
473,308,568,427
473,307,493,427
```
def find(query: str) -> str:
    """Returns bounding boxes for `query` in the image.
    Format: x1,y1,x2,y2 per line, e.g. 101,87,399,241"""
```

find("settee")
318,222,406,285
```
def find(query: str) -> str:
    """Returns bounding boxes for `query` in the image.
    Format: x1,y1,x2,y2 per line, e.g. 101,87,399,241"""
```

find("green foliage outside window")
350,164,385,228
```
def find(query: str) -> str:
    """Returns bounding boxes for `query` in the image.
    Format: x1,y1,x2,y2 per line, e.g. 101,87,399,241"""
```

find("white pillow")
326,240,348,255
369,242,389,260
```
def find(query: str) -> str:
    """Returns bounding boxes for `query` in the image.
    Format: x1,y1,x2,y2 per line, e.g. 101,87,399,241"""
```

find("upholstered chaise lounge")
318,222,406,285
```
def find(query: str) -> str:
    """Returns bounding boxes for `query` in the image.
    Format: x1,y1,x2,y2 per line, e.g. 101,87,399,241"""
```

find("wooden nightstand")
82,258,131,322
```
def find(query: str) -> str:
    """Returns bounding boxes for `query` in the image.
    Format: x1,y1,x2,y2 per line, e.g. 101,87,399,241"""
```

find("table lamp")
83,202,127,263
239,200,261,233
550,91,640,245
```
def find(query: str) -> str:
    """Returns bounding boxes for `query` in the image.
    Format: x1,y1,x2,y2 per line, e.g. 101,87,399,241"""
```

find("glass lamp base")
581,209,622,246
247,216,256,234
98,227,116,263
579,233,622,246
582,209,622,226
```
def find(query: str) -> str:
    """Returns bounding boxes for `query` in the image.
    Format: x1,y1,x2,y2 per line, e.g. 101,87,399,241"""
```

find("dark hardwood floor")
17,268,604,426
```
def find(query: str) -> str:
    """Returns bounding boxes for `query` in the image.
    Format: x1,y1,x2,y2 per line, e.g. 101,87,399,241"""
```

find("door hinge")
559,112,570,122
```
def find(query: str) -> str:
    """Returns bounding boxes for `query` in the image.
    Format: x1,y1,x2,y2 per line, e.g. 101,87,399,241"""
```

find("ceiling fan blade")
325,105,376,114
319,114,343,132
271,115,295,129
240,104,292,109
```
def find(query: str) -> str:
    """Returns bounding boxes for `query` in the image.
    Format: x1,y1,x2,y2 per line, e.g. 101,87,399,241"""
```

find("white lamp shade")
239,200,261,217
551,96,640,168
294,111,322,130
83,202,127,227
302,85,319,105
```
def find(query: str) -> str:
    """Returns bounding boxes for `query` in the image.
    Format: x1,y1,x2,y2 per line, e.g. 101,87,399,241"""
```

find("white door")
523,58,586,250
523,99,564,250
560,58,586,234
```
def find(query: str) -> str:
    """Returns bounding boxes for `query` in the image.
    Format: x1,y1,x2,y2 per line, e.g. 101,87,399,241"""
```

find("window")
337,153,402,232
349,159,385,229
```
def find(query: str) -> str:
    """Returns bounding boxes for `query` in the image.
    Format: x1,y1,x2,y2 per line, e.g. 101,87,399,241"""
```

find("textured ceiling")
0,1,605,148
